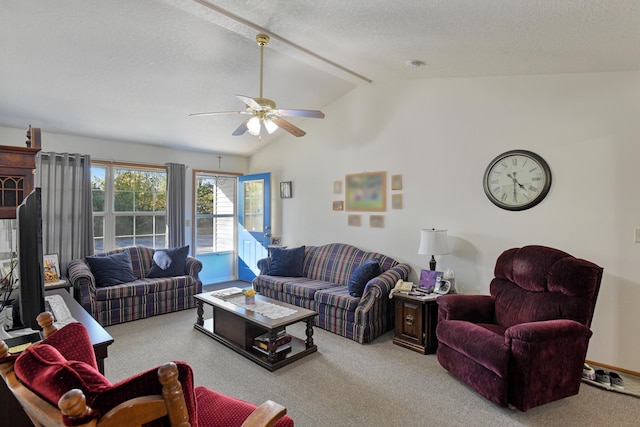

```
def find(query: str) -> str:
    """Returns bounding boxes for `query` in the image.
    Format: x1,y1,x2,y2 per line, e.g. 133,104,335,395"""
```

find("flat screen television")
15,187,45,330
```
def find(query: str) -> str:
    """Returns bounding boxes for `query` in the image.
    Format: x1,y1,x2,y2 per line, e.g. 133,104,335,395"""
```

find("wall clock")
483,149,552,211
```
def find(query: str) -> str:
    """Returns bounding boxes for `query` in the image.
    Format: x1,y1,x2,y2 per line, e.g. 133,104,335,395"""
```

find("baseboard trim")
585,359,640,378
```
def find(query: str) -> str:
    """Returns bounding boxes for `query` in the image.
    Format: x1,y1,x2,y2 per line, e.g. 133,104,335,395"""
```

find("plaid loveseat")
253,243,411,343
68,246,202,327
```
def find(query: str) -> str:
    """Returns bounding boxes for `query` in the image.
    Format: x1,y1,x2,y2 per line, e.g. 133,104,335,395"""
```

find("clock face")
483,150,552,211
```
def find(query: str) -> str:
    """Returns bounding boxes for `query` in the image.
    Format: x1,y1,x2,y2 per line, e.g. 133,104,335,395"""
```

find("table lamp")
418,228,450,271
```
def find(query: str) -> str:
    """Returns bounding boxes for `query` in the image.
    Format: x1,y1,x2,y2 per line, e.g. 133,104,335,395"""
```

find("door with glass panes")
237,173,271,282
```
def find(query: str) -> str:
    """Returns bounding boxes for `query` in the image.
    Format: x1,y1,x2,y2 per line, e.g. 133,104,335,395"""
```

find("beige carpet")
104,308,639,427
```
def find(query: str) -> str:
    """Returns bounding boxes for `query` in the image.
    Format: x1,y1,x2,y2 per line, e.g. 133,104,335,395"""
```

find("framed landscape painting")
345,171,387,212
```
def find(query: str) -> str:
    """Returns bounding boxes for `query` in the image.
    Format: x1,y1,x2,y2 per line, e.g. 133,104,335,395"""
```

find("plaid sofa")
68,246,202,327
253,243,411,343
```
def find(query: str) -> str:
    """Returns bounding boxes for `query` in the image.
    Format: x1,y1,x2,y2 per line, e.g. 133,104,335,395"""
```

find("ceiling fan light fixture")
247,116,261,135
190,33,324,138
264,118,278,134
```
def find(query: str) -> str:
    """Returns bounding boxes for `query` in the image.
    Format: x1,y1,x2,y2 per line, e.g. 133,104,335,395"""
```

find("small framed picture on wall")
280,181,292,198
333,180,342,194
370,215,385,228
391,174,403,190
392,194,403,209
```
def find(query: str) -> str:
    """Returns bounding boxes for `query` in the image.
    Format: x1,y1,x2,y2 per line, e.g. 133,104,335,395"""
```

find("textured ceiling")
1,0,639,156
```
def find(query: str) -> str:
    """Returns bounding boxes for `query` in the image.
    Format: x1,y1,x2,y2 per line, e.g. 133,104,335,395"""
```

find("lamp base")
429,256,437,271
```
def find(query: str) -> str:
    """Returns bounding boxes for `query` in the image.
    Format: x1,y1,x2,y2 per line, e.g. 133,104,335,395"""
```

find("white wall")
249,71,640,372
0,126,249,249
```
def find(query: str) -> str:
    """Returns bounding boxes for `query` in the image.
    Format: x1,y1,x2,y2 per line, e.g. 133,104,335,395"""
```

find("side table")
392,292,439,354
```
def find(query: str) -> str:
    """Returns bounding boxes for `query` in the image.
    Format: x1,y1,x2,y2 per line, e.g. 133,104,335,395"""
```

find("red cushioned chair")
435,245,603,411
0,313,293,427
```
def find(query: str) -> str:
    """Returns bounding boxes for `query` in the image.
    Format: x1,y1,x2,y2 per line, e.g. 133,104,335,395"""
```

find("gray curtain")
36,152,93,276
166,163,186,248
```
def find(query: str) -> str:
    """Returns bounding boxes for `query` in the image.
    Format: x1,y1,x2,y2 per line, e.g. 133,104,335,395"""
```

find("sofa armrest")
436,294,495,323
185,256,203,278
67,259,97,311
363,263,411,299
257,257,271,275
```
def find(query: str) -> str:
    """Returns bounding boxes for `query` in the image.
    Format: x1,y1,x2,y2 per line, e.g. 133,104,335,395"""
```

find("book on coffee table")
253,331,292,350
210,287,244,299
252,343,292,356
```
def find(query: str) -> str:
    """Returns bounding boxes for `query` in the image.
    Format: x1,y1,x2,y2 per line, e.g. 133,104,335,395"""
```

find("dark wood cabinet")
392,293,439,354
0,128,41,219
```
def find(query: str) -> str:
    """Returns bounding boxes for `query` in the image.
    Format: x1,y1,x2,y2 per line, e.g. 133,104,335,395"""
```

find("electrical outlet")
635,228,640,243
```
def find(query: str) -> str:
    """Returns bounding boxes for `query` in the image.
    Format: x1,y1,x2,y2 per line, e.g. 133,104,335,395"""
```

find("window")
243,179,264,232
194,174,236,254
92,164,167,252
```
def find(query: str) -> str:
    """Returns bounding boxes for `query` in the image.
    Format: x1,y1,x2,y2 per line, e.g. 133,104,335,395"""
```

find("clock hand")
507,173,527,190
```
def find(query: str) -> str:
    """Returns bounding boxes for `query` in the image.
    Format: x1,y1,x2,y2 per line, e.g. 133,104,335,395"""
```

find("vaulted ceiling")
1,1,638,156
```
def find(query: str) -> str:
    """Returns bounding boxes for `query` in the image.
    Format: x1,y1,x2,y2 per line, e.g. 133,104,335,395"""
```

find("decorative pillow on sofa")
86,250,137,287
148,245,190,278
348,259,381,297
268,246,305,277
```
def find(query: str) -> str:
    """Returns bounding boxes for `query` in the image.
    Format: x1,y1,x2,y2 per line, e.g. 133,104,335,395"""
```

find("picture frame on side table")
43,253,62,285
418,269,444,292
345,171,387,211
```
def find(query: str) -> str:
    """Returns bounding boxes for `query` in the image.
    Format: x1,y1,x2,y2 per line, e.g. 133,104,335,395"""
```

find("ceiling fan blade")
236,95,263,111
189,110,246,117
232,117,251,136
274,109,325,119
270,116,306,137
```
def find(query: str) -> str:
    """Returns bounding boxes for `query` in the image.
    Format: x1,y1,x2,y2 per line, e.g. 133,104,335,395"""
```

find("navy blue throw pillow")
268,246,305,277
86,250,137,287
348,259,381,297
148,245,190,278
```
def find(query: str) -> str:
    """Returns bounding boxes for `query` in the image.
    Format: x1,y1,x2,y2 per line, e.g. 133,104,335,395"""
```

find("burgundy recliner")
435,245,603,411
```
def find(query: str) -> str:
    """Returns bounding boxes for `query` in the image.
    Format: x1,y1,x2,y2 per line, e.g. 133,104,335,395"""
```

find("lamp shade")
418,229,450,256
264,118,278,134
247,116,261,136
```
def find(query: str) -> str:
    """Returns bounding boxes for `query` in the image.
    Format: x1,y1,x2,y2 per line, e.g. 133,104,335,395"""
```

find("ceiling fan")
189,34,325,138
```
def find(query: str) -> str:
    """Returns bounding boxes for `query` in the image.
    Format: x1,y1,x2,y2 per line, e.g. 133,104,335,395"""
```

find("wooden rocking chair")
0,312,291,427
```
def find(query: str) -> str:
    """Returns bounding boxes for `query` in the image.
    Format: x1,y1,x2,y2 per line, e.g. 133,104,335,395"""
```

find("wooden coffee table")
194,292,318,371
